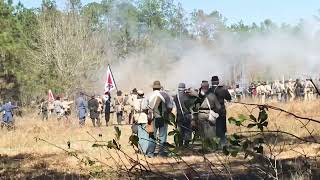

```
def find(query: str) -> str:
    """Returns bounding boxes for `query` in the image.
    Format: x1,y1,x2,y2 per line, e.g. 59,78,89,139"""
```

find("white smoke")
96,18,320,93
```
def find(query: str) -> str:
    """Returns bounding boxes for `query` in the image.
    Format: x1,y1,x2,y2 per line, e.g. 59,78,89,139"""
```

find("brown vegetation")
1,101,320,179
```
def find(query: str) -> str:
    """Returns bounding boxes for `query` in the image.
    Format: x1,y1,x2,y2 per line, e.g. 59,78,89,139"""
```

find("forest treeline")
0,0,310,103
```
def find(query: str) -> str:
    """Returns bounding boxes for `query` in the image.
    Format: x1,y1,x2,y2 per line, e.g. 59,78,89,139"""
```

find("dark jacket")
173,91,190,116
88,98,99,119
209,85,232,114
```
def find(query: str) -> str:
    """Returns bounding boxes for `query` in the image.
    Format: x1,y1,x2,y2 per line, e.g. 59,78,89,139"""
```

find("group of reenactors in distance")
1,76,318,158
228,78,317,104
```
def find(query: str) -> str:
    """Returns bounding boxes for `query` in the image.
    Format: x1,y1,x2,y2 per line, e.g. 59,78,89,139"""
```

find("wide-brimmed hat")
178,83,186,91
152,80,162,89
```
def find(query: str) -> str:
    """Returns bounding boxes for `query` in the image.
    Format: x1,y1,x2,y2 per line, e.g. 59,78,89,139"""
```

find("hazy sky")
15,0,320,25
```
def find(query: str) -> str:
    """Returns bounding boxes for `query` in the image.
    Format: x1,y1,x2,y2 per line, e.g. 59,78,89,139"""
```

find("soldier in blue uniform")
1,101,18,129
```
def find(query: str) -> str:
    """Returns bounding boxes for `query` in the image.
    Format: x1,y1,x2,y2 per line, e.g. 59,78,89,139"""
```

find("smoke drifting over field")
100,20,320,93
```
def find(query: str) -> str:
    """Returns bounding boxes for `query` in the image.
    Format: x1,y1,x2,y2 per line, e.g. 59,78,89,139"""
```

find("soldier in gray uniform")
173,83,192,147
195,80,221,142
76,92,88,126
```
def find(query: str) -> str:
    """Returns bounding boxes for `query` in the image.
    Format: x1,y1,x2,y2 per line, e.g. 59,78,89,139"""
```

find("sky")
14,0,320,25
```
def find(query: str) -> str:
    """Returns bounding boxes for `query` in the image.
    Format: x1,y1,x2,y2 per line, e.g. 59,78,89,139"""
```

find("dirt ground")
1,100,320,179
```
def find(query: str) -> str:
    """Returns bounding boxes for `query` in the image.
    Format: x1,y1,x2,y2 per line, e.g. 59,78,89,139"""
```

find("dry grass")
1,100,320,179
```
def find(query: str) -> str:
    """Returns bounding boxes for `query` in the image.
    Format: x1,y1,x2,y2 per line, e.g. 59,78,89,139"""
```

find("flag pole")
108,64,119,92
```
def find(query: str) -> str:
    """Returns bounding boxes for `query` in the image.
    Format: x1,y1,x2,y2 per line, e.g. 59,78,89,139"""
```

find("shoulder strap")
206,97,212,111
177,91,184,115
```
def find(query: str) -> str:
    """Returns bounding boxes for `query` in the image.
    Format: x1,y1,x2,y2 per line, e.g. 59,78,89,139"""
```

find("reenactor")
1,101,18,129
196,80,221,143
62,97,73,119
284,80,295,102
272,80,283,102
88,95,100,127
39,98,49,121
96,95,103,120
227,86,236,100
235,84,243,102
173,83,192,147
256,82,266,104
123,93,132,124
265,81,273,101
114,90,124,125
128,88,138,124
76,92,88,126
209,76,231,146
294,79,304,101
304,79,314,101
103,92,112,126
248,83,256,99
53,97,64,120
132,90,149,154
145,81,174,157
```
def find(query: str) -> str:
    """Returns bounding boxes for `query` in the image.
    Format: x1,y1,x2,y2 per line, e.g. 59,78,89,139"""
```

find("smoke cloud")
97,19,320,94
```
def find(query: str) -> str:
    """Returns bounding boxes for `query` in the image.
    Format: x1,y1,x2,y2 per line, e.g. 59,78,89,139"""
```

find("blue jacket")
2,103,17,123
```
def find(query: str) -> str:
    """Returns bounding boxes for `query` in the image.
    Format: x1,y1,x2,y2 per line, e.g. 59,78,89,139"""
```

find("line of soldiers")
130,76,231,157
228,79,317,103
39,97,73,121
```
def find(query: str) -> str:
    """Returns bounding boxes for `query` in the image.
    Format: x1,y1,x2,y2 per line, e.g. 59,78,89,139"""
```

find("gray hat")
178,83,186,91
152,81,162,89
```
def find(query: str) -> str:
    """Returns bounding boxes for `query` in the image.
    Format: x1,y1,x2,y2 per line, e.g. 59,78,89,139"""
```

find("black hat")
132,88,137,93
211,76,219,82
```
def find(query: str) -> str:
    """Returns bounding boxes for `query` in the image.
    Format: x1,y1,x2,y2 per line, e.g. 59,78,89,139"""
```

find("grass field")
1,100,320,179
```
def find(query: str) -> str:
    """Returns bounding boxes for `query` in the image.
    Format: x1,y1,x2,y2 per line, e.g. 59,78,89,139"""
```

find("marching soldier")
265,82,273,101
123,93,131,124
1,101,18,129
146,81,174,157
304,79,314,101
173,83,192,148
132,90,149,154
272,80,283,102
76,92,88,126
53,97,63,120
256,82,266,104
209,76,232,146
128,88,138,124
88,95,100,127
196,80,221,143
96,95,103,121
62,97,73,119
235,84,243,102
103,92,111,126
294,79,304,101
39,98,48,121
114,91,124,125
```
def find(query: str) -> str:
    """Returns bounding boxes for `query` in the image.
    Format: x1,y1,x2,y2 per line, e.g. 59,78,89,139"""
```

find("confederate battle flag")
104,64,117,94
